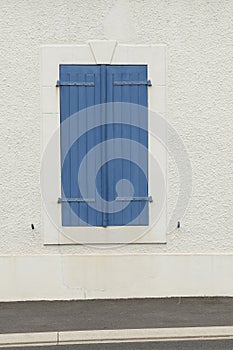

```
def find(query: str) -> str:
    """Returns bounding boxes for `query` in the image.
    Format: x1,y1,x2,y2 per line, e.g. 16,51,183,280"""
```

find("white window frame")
40,40,167,244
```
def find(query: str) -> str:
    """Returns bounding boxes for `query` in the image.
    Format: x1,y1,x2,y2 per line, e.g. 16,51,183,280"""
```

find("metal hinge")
56,80,95,87
113,80,152,86
116,196,153,202
58,197,95,203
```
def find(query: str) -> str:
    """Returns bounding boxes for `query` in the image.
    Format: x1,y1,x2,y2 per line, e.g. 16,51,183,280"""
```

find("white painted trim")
88,40,117,63
1,254,233,301
1,326,233,347
40,41,167,244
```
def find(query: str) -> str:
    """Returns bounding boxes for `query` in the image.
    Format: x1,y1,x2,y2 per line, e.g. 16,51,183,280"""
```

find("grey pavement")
3,340,233,350
1,297,233,334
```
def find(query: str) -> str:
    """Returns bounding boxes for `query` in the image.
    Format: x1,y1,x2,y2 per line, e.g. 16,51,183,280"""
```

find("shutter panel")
106,65,149,226
60,65,102,226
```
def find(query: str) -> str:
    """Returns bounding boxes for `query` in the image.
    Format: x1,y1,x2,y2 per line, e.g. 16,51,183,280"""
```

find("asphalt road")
1,297,233,334
3,340,233,350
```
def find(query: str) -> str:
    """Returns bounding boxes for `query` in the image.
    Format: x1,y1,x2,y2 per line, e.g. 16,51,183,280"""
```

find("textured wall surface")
0,0,232,257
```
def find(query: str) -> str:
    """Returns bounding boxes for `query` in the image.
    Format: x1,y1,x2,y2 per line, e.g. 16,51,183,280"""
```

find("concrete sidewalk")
0,297,233,334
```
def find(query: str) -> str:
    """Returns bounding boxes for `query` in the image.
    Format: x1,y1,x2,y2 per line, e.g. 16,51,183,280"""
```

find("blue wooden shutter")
59,64,149,226
106,65,149,226
59,65,102,226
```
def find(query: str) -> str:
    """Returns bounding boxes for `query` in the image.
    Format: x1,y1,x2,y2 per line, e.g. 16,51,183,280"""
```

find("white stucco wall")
0,0,233,300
